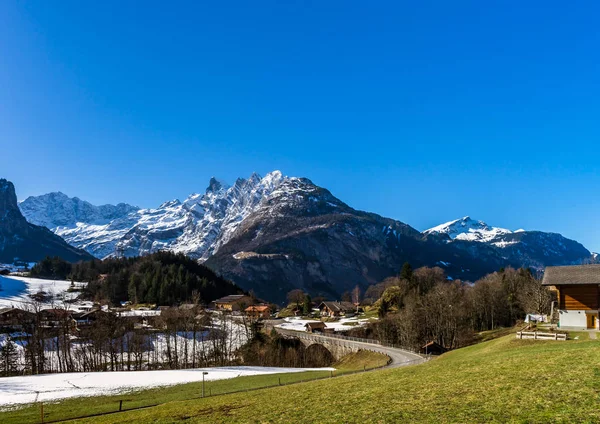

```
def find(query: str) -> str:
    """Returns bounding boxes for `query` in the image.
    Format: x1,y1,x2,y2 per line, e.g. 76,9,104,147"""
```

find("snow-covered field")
0,275,86,310
276,316,370,332
0,366,335,407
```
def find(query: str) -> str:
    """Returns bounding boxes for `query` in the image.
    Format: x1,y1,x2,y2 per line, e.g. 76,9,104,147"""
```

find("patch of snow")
0,276,85,310
0,365,335,407
275,316,368,333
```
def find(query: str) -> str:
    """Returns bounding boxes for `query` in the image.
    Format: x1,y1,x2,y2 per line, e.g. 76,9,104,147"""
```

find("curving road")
274,328,427,368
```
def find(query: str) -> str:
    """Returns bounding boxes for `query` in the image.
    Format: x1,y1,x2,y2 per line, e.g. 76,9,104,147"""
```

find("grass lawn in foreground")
72,334,600,423
0,351,389,423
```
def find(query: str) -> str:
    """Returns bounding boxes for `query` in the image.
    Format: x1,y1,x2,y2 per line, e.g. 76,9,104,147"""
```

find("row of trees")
348,264,552,351
0,305,247,377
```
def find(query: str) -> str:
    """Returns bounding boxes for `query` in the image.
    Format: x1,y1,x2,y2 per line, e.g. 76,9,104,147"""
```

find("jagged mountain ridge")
20,171,290,260
0,179,93,264
18,172,594,303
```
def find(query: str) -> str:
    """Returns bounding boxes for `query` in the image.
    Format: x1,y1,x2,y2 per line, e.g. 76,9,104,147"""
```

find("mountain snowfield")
19,171,296,260
424,216,519,246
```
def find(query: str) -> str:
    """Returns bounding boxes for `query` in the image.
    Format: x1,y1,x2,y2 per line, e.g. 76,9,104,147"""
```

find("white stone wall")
558,310,588,329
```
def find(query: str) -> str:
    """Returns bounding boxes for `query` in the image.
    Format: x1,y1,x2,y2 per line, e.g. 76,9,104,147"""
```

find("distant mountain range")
12,171,594,303
0,179,93,265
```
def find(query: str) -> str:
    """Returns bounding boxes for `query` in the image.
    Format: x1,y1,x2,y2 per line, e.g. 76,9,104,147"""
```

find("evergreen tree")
400,262,413,281
303,294,312,315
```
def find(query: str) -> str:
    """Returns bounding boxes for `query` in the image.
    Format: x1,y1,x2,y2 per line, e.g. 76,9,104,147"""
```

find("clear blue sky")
2,1,600,251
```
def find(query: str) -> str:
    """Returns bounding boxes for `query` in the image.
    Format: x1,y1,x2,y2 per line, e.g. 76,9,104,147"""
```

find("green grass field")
0,351,389,424
63,332,600,423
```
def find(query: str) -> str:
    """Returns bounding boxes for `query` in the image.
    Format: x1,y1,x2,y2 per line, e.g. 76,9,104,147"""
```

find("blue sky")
2,1,600,251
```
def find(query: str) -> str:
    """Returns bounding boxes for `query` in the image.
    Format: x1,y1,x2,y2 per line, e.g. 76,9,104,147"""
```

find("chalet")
38,309,76,329
542,264,600,330
319,301,356,317
0,307,34,328
305,321,327,333
213,294,253,311
245,305,271,319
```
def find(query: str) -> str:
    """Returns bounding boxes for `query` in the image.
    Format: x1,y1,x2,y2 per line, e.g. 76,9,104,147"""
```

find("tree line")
348,264,552,351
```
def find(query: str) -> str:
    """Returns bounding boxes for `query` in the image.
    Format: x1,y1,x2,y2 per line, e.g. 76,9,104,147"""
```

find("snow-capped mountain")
19,192,139,230
424,216,592,269
19,171,295,260
424,216,513,244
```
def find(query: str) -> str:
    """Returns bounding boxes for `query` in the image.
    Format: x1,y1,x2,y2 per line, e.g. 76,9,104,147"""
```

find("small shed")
304,321,327,333
421,341,447,355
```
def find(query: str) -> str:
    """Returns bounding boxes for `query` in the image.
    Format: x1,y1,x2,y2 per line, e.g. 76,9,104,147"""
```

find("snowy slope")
0,365,335,407
0,275,85,310
19,192,138,230
423,216,512,243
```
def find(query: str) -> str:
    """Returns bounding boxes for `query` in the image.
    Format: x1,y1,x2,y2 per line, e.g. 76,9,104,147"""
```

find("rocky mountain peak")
0,178,93,263
206,177,229,194
0,179,19,219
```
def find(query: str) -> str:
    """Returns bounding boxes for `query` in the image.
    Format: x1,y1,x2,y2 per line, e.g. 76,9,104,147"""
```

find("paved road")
275,328,427,368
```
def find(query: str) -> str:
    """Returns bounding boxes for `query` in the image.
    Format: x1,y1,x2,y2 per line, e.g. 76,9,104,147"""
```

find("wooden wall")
558,285,599,310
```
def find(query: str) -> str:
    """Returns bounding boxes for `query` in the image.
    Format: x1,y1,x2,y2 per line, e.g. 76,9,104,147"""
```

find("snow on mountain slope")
424,216,512,243
424,216,593,270
19,192,138,229
19,171,298,260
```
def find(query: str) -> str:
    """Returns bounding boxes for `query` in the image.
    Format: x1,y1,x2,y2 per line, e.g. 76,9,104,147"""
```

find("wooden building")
305,321,328,333
213,294,253,311
318,301,356,318
421,341,447,355
244,305,271,319
0,307,34,328
542,264,600,330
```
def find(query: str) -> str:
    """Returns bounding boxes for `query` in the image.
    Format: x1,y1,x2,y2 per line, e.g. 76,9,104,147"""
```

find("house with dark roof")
0,307,34,328
318,301,356,317
542,264,600,330
304,321,327,333
213,294,253,311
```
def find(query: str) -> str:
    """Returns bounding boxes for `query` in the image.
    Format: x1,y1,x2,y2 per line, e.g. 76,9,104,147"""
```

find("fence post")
119,400,123,411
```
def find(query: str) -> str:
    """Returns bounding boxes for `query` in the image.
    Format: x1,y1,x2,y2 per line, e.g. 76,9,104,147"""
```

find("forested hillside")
32,252,243,305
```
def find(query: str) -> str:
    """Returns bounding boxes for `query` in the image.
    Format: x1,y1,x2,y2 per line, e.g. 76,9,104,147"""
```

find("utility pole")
202,371,208,397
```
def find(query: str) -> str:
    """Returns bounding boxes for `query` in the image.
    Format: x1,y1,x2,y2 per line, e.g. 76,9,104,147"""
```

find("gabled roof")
0,307,30,316
542,264,600,286
305,321,327,329
214,294,249,303
245,305,270,312
319,301,355,312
